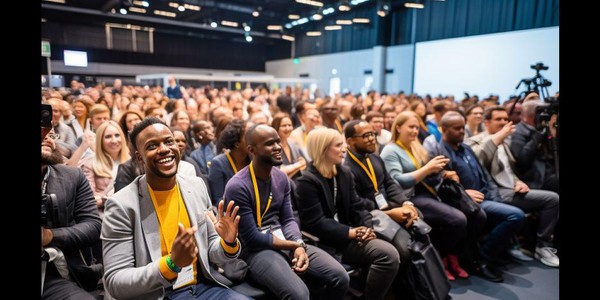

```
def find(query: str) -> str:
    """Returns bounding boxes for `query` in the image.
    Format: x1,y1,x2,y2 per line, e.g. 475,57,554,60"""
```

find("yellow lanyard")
396,140,421,168
225,152,238,174
334,119,343,133
249,162,272,227
347,151,378,192
395,140,438,196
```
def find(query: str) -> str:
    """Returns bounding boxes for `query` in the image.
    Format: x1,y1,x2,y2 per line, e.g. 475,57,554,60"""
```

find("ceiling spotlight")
377,0,391,17
178,6,185,12
244,25,251,32
339,0,351,11
246,35,253,42
252,6,261,17
120,8,128,14
210,22,218,28
312,13,323,20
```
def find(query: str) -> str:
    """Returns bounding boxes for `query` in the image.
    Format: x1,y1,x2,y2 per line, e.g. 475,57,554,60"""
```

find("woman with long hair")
295,128,400,300
81,120,130,213
271,112,306,180
380,111,483,281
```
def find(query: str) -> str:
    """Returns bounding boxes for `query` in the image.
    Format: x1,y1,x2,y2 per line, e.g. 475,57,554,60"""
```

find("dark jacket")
343,149,409,211
45,164,102,290
428,140,502,202
509,122,553,189
294,164,373,248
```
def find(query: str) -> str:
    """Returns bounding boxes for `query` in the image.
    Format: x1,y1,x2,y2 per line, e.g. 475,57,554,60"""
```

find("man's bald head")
440,111,464,129
245,124,277,146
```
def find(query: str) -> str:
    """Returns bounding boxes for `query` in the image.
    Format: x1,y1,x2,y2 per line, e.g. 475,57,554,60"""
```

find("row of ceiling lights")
44,0,436,43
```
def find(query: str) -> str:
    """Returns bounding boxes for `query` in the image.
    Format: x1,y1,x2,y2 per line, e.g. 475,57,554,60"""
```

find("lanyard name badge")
347,151,389,210
249,163,283,239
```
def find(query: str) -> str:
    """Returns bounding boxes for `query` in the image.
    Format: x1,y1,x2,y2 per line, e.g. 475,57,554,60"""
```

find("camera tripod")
510,62,559,178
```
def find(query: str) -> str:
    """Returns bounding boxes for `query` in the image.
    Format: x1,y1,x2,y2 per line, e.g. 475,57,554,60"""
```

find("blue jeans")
165,282,250,300
479,200,525,261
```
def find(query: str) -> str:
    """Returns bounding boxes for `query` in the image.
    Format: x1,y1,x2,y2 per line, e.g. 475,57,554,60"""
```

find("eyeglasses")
352,131,377,140
47,133,60,141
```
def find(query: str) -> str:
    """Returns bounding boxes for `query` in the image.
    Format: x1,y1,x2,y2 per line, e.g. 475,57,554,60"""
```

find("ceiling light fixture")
184,4,200,11
336,20,352,25
296,0,324,7
267,25,283,30
154,10,176,17
325,25,342,30
352,18,370,23
129,7,146,13
350,0,370,5
377,0,391,17
312,13,323,20
252,6,261,17
339,0,351,11
288,14,301,19
281,34,295,41
306,31,322,36
404,1,424,9
221,20,239,27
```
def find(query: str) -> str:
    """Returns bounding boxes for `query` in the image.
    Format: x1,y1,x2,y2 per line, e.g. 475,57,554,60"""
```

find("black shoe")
474,262,504,283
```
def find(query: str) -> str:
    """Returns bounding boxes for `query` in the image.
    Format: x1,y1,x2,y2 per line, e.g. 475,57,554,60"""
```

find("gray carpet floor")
449,259,559,299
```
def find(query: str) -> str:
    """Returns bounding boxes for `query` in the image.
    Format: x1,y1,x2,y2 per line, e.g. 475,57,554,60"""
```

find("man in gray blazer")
101,117,249,300
466,106,559,268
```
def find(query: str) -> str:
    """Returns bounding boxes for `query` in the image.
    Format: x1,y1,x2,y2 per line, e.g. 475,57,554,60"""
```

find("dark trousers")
498,188,559,247
245,245,349,300
42,264,95,300
411,194,467,257
341,239,400,300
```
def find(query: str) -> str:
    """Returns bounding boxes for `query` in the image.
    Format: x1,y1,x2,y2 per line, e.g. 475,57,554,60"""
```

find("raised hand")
170,223,198,268
205,200,240,244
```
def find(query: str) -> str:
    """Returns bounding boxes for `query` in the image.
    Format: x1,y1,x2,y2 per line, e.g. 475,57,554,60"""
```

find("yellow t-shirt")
149,183,198,287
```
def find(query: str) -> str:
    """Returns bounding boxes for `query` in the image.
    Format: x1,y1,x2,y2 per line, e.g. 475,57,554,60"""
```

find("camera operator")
509,100,558,193
42,128,102,299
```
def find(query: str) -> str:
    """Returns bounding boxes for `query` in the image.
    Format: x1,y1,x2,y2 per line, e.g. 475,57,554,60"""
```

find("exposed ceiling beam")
42,3,283,39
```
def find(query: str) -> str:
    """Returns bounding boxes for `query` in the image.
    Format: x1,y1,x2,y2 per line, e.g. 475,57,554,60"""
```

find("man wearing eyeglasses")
343,120,421,298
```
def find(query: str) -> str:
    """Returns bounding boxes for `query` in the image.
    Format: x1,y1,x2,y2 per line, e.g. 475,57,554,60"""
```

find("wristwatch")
403,201,414,206
296,239,307,250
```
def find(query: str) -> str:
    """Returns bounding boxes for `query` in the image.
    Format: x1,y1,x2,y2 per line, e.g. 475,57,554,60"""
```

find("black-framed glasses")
352,131,377,140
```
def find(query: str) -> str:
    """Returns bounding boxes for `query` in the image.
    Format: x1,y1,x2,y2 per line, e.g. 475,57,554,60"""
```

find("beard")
42,148,64,165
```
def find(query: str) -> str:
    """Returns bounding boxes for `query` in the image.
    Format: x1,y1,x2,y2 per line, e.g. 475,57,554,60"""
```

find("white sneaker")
535,247,559,267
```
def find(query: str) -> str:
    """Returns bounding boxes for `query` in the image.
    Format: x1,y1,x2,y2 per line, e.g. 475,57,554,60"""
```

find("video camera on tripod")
512,62,558,129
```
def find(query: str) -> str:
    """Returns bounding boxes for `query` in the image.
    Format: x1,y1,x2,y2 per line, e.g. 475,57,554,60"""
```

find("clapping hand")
206,200,240,245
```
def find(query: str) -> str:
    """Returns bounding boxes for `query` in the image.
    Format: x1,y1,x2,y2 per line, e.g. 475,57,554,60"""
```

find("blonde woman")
380,111,483,281
81,120,130,213
295,127,400,300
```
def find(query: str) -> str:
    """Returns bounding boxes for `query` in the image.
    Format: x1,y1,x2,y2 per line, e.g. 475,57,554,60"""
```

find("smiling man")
101,117,249,300
223,124,349,299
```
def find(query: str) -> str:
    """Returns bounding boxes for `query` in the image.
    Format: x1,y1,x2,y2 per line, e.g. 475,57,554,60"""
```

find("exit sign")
42,41,51,57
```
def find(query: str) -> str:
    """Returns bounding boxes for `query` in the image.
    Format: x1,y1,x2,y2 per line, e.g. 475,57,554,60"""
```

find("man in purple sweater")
223,124,349,299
